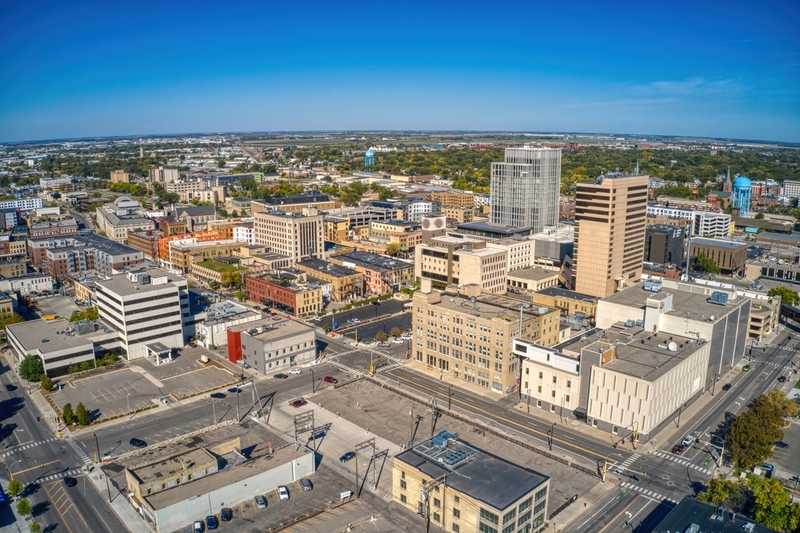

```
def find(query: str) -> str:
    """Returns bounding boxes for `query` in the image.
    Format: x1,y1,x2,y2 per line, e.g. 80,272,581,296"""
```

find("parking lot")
336,313,413,344
163,366,236,400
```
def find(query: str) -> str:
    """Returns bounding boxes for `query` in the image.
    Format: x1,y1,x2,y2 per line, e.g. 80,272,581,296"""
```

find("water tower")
364,149,375,173
733,176,752,217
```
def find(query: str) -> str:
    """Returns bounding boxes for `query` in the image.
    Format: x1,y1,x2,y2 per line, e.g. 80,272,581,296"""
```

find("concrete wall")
154,450,314,533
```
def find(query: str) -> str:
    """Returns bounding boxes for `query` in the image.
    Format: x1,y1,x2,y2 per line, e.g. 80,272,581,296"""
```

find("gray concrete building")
229,318,316,375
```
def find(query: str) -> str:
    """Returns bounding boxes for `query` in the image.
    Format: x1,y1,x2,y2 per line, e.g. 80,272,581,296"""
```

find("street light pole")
447,384,452,411
211,397,217,424
93,432,101,463
310,368,315,394
127,393,130,413
8,459,23,480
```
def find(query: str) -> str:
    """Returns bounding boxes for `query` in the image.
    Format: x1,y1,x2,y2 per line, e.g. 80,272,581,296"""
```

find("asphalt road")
0,357,126,533
323,300,406,332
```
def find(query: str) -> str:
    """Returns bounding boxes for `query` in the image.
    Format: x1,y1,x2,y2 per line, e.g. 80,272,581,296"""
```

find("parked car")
130,438,147,448
5,384,16,391
210,392,225,399
206,515,218,530
340,451,356,463
778,375,786,382
299,478,313,491
63,476,77,487
278,486,289,501
323,376,338,384
392,338,404,344
291,399,307,408
228,387,241,394
761,463,774,477
672,444,685,455
193,521,204,533
722,383,732,391
289,369,302,375
254,495,267,509
274,373,289,379
775,441,789,449
681,435,695,447
351,318,360,323
220,508,233,521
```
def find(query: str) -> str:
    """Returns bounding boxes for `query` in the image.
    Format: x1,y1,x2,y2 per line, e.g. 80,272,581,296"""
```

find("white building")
0,198,43,211
233,225,255,244
95,269,189,360
149,167,179,184
39,176,73,189
693,211,731,238
0,273,54,295
195,301,261,348
783,180,800,198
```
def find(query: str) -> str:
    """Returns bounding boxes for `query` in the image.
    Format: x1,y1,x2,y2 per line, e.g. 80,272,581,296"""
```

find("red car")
323,376,338,384
672,444,685,455
291,399,307,408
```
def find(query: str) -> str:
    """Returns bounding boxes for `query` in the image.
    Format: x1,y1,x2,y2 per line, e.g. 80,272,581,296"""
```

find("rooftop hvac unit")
708,291,729,306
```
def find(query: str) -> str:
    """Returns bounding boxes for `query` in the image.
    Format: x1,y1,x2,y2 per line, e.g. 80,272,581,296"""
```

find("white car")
289,369,302,375
278,485,289,501
681,435,695,447
392,338,404,344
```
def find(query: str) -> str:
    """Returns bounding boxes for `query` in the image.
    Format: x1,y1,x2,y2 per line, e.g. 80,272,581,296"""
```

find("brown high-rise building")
573,174,649,298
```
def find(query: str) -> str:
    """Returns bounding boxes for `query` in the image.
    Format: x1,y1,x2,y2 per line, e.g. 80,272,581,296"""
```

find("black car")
274,374,288,379
227,387,241,394
778,376,786,383
63,476,77,487
210,392,226,399
5,384,16,391
775,441,789,449
722,383,732,391
130,438,147,448
340,451,355,463
220,508,233,522
206,515,218,530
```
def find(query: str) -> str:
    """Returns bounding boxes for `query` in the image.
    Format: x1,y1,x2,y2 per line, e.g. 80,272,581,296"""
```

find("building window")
480,509,499,525
454,495,460,504
566,380,571,388
536,400,542,408
433,498,441,508
400,494,407,503
502,509,517,524
550,404,556,413
433,512,441,523
400,480,407,489
453,508,461,518
479,525,498,533
552,376,557,384
519,497,532,512
453,525,460,533
566,395,570,403
537,386,542,393
535,487,547,501
612,426,619,435
538,371,543,379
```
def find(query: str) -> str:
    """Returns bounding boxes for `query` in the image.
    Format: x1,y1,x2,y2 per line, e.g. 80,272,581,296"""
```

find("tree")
768,286,799,306
221,271,242,289
19,356,44,382
62,403,75,425
727,390,797,468
697,476,746,510
30,523,41,533
39,374,53,392
76,402,90,426
234,291,246,302
390,327,402,337
208,280,218,289
376,331,388,342
695,253,721,274
748,476,800,531
16,498,32,518
386,242,401,257
322,324,331,333
7,479,23,498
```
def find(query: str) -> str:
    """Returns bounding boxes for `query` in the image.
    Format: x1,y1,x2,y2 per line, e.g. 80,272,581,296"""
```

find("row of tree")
699,475,800,531
726,390,797,469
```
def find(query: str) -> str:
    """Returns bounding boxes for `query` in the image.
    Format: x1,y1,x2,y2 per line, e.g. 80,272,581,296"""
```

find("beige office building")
411,284,560,395
110,169,130,183
253,208,324,264
573,174,649,298
415,237,508,294
430,190,476,208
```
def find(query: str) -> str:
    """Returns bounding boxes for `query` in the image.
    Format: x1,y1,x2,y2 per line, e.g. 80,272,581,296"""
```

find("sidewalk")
551,478,621,532
0,473,33,533
85,463,150,533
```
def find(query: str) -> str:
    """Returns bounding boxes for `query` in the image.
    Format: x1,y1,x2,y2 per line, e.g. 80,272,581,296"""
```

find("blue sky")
1,0,798,143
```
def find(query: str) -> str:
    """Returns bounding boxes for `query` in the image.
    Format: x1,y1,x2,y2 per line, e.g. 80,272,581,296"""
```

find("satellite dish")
668,342,678,352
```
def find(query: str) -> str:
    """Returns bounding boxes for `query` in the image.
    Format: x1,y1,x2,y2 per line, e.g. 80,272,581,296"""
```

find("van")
299,478,313,491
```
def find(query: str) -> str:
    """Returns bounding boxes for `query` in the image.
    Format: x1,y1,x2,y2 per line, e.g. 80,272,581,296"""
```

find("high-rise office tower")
490,147,561,232
573,174,649,298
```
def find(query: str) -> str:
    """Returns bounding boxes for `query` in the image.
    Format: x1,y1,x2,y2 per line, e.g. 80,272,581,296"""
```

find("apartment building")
442,206,474,223
28,219,79,239
324,216,349,243
693,211,732,238
415,237,508,294
573,174,649,298
367,220,422,252
0,198,43,211
430,190,476,208
411,284,560,395
784,180,800,198
34,235,145,278
95,269,188,360
329,251,414,295
168,239,243,274
0,259,27,278
149,167,179,184
644,225,684,265
532,287,597,320
492,238,535,272
253,208,324,264
227,318,316,374
110,170,130,183
127,230,162,260
393,430,550,533
251,193,336,214
295,259,363,302
244,270,323,317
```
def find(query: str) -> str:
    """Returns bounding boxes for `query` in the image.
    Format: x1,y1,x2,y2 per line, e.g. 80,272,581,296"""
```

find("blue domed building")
732,176,751,217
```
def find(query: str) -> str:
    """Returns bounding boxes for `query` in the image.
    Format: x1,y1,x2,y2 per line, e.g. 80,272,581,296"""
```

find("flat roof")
535,287,596,302
170,239,240,250
507,266,560,281
229,317,314,340
601,282,748,321
689,237,747,250
756,231,800,243
7,318,105,353
96,268,183,297
652,497,774,533
297,259,358,278
422,290,555,321
336,251,413,272
456,220,534,235
396,432,548,512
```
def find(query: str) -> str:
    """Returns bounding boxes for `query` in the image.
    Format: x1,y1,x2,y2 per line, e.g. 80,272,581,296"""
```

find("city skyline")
1,0,799,143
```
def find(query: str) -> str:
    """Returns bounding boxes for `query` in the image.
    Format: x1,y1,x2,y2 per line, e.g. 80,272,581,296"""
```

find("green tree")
39,374,53,392
0,312,23,332
376,331,388,342
390,327,402,337
768,286,799,306
208,280,218,289
15,498,32,518
221,271,242,289
19,356,44,382
62,403,75,425
30,523,41,533
697,476,746,510
748,476,800,531
727,390,797,468
322,324,331,333
234,291,246,302
695,253,721,274
6,479,23,498
76,402,90,425
386,242,401,257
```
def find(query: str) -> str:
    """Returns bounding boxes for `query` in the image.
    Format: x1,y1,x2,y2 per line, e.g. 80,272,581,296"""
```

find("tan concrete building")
747,296,780,342
253,208,324,264
411,284,560,395
430,190,476,208
443,206,474,223
168,239,243,274
324,216,349,243
531,287,598,320
415,237,508,294
393,430,550,533
492,238,535,273
0,259,27,278
573,174,649,298
507,267,560,293
329,251,415,295
110,169,130,183
688,237,747,276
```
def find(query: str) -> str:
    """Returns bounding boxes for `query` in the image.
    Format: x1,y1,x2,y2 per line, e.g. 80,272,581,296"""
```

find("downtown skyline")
1,0,799,143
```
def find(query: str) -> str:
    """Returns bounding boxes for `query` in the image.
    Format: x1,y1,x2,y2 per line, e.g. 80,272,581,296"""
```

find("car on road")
377,342,390,347
340,451,355,463
289,369,302,375
722,383,732,391
278,485,289,500
313,315,322,321
300,478,313,491
193,520,204,533
254,495,267,509
210,392,226,399
775,441,789,449
130,438,147,448
681,435,695,447
206,515,218,530
323,376,338,384
228,387,241,394
275,373,288,379
352,318,360,323
220,508,232,522
778,375,786,382
672,444,685,455
392,338,404,344
5,384,16,391
291,399,307,408
63,476,77,487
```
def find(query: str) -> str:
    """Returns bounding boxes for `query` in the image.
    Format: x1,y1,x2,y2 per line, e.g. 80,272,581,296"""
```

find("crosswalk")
618,481,678,503
40,468,83,483
618,453,640,470
66,437,93,465
326,347,404,376
653,450,714,475
1,437,59,458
